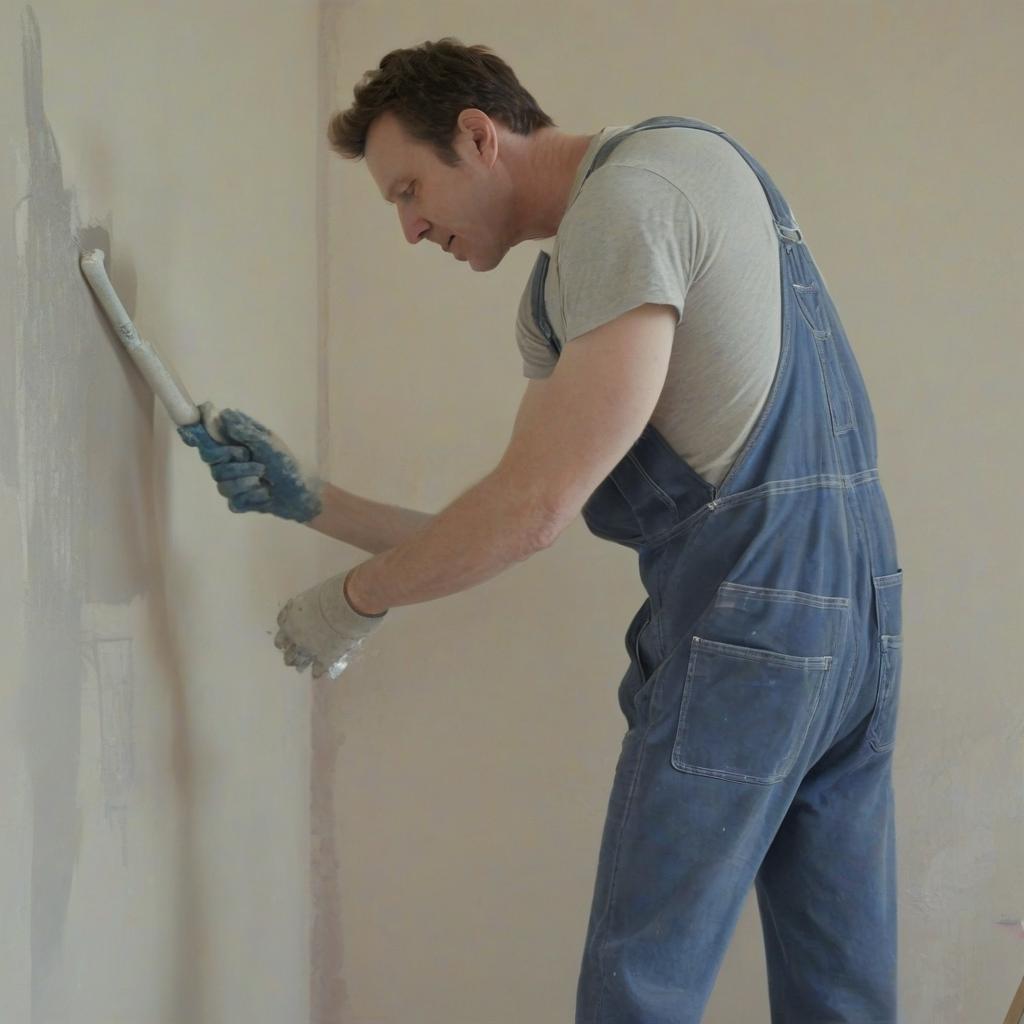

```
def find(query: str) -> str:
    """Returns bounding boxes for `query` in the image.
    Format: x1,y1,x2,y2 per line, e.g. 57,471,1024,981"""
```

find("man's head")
328,38,588,272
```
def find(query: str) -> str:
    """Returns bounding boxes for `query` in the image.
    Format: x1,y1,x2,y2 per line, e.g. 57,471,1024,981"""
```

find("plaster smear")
15,10,89,1012
13,7,153,1017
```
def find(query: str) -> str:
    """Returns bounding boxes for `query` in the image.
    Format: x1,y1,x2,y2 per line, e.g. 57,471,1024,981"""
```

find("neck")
507,127,597,244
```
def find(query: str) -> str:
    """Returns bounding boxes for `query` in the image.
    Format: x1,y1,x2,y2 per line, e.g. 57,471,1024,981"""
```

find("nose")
399,207,433,246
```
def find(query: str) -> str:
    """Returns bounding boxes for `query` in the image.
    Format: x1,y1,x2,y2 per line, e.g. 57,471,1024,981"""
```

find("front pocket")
670,636,832,784
867,569,904,753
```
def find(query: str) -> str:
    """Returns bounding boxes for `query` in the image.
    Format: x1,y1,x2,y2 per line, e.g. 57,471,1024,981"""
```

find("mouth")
445,234,455,253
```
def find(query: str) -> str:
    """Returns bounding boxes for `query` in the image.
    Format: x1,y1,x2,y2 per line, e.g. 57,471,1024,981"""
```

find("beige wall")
324,2,1023,1023
3,2,1021,1023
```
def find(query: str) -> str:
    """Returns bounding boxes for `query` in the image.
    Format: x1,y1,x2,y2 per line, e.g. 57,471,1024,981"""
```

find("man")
180,37,904,1024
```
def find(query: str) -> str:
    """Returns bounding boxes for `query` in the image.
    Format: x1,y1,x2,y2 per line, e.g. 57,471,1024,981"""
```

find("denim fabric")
528,116,904,1023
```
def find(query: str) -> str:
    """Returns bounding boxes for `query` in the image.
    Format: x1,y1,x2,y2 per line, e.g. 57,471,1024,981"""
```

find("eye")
401,184,415,200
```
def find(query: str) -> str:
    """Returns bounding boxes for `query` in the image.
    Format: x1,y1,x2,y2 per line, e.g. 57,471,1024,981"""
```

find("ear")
458,108,498,165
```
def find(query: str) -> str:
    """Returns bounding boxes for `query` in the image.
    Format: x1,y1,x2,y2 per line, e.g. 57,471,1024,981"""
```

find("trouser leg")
754,727,899,1023
574,718,806,1024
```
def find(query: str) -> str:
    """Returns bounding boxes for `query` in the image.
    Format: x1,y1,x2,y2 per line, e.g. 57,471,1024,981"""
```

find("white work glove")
275,568,388,679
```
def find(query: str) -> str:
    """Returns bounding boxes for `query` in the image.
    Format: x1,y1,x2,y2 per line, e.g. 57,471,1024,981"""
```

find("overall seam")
651,545,668,665
830,600,864,741
626,452,678,513
595,696,659,1022
641,471,878,552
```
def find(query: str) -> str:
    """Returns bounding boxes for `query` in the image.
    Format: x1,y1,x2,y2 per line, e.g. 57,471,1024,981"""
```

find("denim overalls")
527,117,904,1023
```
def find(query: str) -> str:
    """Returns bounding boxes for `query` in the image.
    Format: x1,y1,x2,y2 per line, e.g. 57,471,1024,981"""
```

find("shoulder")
574,125,754,214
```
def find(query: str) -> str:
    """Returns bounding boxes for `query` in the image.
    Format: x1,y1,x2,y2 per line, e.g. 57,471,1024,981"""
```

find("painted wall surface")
0,3,341,1021
323,3,1023,1023
4,3,1022,1024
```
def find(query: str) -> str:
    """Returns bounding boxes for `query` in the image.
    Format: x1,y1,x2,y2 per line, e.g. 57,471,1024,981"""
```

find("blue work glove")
177,401,323,522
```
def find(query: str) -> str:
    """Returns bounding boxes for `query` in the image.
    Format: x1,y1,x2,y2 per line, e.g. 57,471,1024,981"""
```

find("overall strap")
585,116,805,245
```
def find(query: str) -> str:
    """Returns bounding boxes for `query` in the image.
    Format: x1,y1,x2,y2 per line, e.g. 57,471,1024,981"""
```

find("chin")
471,246,506,272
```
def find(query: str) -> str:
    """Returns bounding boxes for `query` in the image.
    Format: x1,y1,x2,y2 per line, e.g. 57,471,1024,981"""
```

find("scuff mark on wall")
310,684,349,1022
1,161,17,492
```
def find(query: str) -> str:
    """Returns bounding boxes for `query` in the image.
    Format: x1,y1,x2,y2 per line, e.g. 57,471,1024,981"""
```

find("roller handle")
79,248,230,444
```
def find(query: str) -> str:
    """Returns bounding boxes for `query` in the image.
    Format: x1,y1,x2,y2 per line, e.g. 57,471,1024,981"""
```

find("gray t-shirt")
515,123,781,488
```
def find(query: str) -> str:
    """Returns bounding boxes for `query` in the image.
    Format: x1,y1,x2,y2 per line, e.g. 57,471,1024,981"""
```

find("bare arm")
304,481,436,554
342,303,677,616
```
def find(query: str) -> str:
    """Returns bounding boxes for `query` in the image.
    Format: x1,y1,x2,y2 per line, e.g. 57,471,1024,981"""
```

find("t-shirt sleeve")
556,164,696,344
514,268,557,379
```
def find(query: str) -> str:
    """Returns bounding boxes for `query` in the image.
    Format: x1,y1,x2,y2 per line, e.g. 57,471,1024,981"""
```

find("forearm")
343,467,556,614
305,481,436,554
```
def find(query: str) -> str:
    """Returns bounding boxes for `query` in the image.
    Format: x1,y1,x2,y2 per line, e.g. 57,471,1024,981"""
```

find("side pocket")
617,599,656,728
669,581,849,785
628,616,658,716
867,569,904,753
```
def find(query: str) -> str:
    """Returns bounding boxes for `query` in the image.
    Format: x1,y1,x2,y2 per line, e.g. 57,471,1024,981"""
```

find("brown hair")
327,37,556,166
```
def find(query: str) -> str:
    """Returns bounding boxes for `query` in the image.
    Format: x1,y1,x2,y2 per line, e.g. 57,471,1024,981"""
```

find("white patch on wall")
80,621,136,865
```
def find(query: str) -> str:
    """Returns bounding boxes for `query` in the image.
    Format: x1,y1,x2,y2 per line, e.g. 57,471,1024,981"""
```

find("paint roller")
78,248,229,443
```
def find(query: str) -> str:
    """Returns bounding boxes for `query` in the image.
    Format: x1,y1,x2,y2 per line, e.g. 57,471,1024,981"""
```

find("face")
364,109,516,272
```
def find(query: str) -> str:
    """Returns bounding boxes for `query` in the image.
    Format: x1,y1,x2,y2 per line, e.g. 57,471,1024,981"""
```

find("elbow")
508,497,570,559
514,513,560,559
530,500,574,553
492,462,573,556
